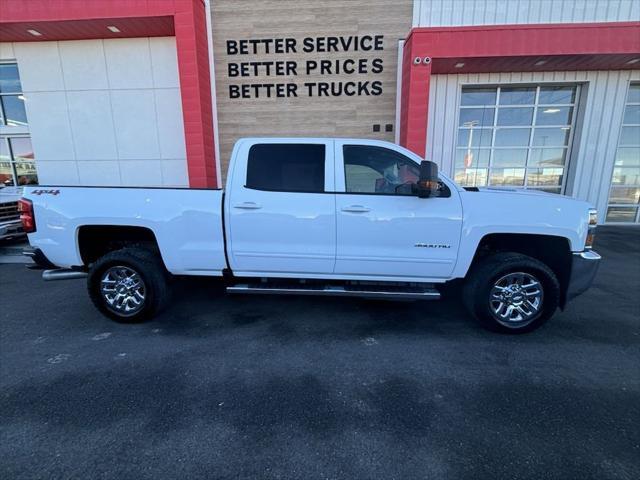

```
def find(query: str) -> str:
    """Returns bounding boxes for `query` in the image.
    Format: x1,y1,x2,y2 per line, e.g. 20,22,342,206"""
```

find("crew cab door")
334,140,462,280
225,139,336,275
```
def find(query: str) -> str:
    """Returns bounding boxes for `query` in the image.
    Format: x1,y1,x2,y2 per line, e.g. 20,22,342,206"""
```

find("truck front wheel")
463,252,560,334
87,247,170,323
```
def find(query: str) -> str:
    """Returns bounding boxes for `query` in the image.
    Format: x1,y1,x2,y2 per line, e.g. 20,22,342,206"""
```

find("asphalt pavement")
1,227,639,480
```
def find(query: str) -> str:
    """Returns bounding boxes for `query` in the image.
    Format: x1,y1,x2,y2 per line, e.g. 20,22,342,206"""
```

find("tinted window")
343,145,419,195
246,144,325,192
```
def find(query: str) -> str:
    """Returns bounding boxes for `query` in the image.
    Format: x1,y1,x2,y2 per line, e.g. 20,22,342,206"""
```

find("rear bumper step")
24,248,57,269
227,284,440,300
42,269,88,281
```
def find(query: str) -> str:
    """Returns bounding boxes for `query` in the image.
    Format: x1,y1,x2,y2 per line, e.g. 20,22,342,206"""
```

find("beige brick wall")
210,0,413,178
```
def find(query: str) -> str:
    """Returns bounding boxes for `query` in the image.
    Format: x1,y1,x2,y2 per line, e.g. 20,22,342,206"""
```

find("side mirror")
413,160,440,198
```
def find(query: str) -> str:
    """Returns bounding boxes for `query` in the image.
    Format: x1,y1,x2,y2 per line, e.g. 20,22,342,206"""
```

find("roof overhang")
0,17,174,42
0,0,177,41
406,22,640,74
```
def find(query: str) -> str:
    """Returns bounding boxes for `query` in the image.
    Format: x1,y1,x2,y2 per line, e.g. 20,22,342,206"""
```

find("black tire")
463,252,560,334
87,247,170,323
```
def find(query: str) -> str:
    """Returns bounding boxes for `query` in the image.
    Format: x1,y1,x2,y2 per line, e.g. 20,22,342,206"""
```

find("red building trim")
400,22,640,158
174,1,217,187
0,0,218,188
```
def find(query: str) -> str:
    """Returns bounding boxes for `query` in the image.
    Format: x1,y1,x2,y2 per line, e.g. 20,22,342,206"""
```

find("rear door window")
246,144,325,193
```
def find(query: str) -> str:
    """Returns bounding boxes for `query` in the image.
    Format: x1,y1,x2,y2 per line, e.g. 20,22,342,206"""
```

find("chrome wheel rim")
100,266,146,316
489,272,543,326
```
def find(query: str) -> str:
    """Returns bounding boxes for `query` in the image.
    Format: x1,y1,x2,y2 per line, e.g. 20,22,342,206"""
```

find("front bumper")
566,250,601,302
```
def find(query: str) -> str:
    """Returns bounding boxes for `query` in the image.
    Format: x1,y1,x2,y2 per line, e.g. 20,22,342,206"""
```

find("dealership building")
0,0,639,224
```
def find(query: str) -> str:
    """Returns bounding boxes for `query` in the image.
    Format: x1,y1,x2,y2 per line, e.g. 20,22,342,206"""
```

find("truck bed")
24,187,227,275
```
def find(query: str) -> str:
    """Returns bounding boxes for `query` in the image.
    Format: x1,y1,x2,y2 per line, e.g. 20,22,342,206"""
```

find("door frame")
223,138,337,276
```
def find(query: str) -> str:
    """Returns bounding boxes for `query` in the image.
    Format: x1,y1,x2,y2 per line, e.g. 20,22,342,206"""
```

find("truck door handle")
341,205,371,213
233,202,262,210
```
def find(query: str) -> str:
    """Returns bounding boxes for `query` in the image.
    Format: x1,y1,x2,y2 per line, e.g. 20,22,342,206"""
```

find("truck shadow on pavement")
154,276,484,341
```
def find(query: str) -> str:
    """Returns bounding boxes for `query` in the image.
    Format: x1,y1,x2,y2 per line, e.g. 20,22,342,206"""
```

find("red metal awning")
399,22,640,157
0,17,174,42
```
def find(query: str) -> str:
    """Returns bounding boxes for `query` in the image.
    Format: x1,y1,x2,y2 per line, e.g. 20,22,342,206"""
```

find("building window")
0,62,37,186
0,64,27,127
0,137,37,186
605,83,640,223
454,85,579,193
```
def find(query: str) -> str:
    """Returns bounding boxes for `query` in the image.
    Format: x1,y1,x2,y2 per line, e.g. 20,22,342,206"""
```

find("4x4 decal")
32,189,60,196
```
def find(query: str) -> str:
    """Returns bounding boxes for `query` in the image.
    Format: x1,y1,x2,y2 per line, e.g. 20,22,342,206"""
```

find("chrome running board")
226,283,440,300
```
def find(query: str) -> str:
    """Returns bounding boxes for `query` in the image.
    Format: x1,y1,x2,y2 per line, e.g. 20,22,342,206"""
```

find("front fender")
452,190,590,278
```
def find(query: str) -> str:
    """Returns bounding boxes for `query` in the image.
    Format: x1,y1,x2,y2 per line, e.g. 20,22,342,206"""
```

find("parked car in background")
21,138,601,333
0,186,23,241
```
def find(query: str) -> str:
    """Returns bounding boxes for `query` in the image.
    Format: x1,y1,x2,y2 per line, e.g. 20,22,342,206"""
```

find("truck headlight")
586,209,597,249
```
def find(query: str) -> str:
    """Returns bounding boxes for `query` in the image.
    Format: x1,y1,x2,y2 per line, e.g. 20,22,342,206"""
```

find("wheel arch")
468,233,572,308
77,225,161,267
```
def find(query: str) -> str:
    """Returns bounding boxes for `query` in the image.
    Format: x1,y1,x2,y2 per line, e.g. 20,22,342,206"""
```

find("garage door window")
605,83,640,223
455,85,578,193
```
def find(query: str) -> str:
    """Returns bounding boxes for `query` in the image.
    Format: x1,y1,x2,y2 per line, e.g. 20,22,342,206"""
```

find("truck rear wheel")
463,252,560,334
87,247,170,323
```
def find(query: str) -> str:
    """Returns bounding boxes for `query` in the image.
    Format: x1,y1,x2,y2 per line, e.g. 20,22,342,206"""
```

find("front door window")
343,145,419,195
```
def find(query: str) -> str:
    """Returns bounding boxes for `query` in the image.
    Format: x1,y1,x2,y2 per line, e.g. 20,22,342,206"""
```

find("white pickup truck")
20,138,600,333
